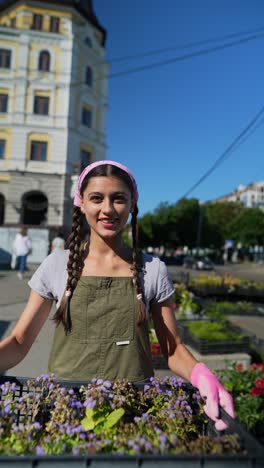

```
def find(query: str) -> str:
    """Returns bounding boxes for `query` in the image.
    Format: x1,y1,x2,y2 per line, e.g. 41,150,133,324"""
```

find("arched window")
85,66,93,87
21,191,48,226
84,37,92,48
0,193,5,225
38,50,50,72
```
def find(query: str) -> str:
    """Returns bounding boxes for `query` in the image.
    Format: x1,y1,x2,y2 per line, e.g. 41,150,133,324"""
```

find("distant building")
212,181,264,211
0,0,108,229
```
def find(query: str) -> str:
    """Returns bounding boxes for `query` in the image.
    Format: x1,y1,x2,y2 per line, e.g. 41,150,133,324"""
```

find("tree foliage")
138,198,264,250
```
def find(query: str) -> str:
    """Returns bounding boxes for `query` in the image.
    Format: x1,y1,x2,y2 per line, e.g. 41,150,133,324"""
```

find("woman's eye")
90,196,102,202
114,196,126,203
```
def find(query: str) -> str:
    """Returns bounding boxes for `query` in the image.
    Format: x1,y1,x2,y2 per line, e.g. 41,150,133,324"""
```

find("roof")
0,0,106,45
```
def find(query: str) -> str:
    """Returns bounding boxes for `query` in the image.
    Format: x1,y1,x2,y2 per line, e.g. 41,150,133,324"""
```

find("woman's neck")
88,234,131,261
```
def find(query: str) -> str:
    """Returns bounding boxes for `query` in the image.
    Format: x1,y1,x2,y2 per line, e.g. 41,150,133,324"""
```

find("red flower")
250,363,264,372
250,387,263,396
255,378,264,389
236,363,244,372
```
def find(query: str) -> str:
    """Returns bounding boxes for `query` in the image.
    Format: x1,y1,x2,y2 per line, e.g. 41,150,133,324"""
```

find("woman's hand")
190,362,235,430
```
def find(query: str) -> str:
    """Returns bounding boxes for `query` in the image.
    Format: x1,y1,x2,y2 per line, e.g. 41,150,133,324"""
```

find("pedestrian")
0,160,234,430
51,228,65,252
12,225,32,280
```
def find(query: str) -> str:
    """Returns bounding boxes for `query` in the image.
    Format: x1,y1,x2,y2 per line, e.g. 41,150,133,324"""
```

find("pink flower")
250,363,264,372
255,378,264,389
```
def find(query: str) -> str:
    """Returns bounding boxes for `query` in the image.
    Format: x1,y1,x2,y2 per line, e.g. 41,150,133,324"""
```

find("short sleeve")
152,259,175,304
28,254,55,300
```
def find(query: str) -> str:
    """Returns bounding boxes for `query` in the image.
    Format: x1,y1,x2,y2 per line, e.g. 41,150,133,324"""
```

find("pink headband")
73,160,139,207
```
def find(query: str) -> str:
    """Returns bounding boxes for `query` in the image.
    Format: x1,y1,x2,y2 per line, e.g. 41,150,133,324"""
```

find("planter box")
152,354,168,369
178,322,250,355
0,376,263,466
0,452,263,467
190,286,264,303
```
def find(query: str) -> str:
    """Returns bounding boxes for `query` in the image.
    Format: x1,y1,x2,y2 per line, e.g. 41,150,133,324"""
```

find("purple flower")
84,397,96,409
36,446,45,455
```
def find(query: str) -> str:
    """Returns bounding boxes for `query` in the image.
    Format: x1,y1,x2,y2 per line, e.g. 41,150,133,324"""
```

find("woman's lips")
98,219,118,227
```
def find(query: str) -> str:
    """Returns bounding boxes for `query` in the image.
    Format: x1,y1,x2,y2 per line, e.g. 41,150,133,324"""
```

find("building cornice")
0,0,106,45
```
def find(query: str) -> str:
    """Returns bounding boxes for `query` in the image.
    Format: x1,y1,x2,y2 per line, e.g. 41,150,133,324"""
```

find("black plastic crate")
0,375,263,467
178,322,250,355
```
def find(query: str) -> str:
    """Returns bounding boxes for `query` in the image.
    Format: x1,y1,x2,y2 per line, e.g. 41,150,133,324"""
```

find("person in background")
51,229,65,252
0,161,234,430
13,225,32,280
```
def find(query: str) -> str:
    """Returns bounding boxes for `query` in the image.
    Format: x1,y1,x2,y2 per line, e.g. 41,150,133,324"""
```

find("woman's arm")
151,295,235,430
151,295,198,381
0,290,53,372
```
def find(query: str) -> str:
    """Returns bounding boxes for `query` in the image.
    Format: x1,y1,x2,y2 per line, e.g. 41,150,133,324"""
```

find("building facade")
212,181,264,211
0,0,108,229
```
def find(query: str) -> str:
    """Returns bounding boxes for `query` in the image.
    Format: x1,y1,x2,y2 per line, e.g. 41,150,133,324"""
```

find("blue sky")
0,0,263,216
93,0,263,215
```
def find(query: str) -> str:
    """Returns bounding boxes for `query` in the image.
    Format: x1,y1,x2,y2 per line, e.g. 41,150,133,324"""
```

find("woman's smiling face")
80,176,133,240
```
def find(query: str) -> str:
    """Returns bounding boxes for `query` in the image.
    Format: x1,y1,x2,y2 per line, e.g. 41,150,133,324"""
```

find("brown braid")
52,207,86,334
130,204,147,325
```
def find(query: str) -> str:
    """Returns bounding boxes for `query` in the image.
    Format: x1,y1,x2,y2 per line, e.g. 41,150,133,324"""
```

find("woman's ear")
80,200,85,214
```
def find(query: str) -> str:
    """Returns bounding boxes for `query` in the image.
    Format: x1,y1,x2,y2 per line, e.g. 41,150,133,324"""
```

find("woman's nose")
102,198,114,213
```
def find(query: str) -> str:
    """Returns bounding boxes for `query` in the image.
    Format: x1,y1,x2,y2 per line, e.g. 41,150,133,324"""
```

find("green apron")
48,276,154,382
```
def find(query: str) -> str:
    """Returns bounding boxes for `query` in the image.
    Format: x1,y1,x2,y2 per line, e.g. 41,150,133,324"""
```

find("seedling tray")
0,375,263,467
178,322,250,355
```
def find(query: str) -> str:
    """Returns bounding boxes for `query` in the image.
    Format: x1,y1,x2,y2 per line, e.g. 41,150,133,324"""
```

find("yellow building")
0,0,108,229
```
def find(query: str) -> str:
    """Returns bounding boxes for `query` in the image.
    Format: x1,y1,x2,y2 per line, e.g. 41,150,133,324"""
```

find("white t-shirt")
28,250,175,312
13,233,32,256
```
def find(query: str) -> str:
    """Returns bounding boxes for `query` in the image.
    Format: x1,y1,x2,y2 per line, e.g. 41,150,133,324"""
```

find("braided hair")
53,164,147,334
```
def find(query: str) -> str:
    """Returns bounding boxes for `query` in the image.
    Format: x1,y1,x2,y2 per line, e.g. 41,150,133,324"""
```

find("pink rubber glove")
190,362,235,431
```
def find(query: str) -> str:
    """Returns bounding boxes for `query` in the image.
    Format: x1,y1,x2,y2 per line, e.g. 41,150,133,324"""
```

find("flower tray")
177,322,250,355
0,375,263,466
190,286,264,303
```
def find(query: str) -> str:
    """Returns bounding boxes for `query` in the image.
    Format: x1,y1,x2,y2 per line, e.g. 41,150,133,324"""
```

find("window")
80,149,91,172
0,193,4,225
82,107,92,127
50,16,60,33
34,95,49,115
38,50,50,72
84,37,92,47
0,140,6,159
10,17,16,28
0,49,11,68
32,14,43,30
0,94,8,113
30,141,47,161
85,66,93,87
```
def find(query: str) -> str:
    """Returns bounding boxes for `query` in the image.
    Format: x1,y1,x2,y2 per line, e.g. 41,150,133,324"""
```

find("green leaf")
81,407,95,430
103,408,125,429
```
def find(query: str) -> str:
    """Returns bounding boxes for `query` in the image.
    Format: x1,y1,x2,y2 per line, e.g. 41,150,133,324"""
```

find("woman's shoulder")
40,249,69,270
142,252,168,275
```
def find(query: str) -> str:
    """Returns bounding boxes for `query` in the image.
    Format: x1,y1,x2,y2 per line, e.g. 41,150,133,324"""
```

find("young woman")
13,225,32,280
0,160,234,430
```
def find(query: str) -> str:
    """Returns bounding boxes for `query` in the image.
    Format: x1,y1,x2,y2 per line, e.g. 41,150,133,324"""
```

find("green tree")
204,202,244,241
228,207,264,246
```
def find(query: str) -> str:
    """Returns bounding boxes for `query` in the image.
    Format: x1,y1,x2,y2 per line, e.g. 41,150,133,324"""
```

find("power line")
106,25,264,64
181,104,264,199
68,30,264,86
106,31,264,80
